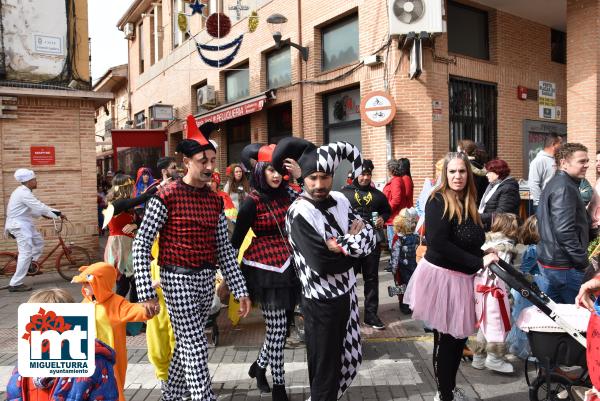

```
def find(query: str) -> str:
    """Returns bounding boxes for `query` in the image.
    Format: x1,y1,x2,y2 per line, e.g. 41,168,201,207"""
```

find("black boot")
248,361,271,393
272,384,289,401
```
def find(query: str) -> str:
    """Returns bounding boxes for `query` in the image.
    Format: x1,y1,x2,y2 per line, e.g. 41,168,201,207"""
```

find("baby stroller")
488,260,590,401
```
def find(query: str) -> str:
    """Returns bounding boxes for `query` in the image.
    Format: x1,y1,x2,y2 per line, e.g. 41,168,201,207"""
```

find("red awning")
110,129,167,170
191,90,275,127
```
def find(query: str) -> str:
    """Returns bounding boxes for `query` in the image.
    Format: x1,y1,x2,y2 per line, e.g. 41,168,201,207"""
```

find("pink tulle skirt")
404,258,477,339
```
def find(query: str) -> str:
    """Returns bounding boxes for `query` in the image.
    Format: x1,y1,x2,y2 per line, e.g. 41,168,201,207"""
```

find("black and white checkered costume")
256,307,288,385
286,191,375,400
133,196,248,401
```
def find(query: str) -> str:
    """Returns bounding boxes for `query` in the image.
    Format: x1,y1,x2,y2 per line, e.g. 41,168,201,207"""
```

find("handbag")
474,267,512,343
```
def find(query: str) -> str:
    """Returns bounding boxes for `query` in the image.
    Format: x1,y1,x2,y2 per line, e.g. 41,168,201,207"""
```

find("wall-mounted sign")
432,100,443,121
360,91,396,127
539,81,557,120
33,34,64,56
30,146,55,165
149,104,174,121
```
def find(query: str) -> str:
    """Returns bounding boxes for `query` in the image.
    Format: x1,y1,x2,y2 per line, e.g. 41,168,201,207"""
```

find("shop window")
267,47,291,89
551,29,566,64
323,87,361,190
225,64,249,103
134,110,146,129
226,116,251,165
267,103,293,144
447,1,489,60
449,77,497,159
321,14,359,71
139,22,145,73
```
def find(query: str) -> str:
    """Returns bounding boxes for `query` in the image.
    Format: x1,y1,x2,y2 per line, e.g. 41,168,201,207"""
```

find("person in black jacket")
340,159,391,329
537,142,591,304
478,159,521,230
404,152,499,401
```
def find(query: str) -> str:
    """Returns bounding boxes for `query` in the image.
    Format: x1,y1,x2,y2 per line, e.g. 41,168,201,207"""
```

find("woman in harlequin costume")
230,143,301,401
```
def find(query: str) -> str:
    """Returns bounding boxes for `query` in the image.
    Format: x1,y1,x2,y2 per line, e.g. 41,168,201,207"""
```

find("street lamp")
267,13,309,62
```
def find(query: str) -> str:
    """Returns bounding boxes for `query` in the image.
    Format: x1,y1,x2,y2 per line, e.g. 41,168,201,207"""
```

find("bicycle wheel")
57,246,91,281
0,252,18,275
529,373,573,401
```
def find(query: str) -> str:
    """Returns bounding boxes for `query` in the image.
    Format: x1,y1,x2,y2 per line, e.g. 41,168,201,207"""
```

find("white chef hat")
14,168,35,183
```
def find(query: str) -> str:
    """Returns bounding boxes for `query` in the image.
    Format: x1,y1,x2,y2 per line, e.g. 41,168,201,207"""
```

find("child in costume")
72,262,152,401
389,208,420,315
6,288,118,401
471,213,518,374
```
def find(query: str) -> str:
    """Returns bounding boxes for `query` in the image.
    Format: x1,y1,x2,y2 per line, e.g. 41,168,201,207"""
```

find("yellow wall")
73,0,90,84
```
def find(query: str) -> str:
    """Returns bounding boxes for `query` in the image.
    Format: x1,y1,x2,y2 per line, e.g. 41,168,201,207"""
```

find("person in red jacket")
383,159,405,249
399,158,414,209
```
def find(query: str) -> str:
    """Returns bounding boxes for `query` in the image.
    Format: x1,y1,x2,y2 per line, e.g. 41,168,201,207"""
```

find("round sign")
360,91,397,127
206,13,232,38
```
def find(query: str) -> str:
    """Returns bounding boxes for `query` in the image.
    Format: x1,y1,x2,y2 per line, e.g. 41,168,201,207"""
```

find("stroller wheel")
529,373,573,401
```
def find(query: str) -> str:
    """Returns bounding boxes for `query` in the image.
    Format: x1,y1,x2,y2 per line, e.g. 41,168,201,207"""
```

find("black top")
112,185,158,217
479,177,521,230
340,180,392,222
424,193,485,274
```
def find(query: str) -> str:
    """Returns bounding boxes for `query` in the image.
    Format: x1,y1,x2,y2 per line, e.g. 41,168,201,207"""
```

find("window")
267,47,291,89
139,22,145,73
551,29,566,64
172,0,190,49
134,110,146,129
151,5,163,64
321,15,359,71
267,103,292,144
447,1,489,60
449,77,497,158
323,87,361,190
225,64,249,103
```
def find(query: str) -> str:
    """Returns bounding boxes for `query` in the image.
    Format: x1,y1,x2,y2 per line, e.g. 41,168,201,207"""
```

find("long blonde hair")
107,174,134,202
430,152,482,225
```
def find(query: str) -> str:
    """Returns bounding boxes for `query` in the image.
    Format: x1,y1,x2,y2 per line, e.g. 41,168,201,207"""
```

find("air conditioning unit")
197,85,216,108
124,23,135,40
389,0,443,36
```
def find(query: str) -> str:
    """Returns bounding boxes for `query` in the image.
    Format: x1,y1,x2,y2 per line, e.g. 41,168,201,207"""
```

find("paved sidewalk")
0,262,530,400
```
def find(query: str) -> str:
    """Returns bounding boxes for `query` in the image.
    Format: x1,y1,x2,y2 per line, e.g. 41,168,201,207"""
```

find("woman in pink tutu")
404,152,498,401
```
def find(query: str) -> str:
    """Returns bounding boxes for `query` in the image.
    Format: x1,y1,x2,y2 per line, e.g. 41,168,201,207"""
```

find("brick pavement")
0,261,530,400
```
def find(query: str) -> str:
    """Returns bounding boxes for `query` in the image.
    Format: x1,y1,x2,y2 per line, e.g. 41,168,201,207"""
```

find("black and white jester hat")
272,137,363,179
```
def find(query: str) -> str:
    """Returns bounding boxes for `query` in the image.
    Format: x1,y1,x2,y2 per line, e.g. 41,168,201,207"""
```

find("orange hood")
72,262,117,303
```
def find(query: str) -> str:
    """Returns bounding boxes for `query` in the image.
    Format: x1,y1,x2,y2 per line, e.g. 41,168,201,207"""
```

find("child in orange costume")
72,262,151,401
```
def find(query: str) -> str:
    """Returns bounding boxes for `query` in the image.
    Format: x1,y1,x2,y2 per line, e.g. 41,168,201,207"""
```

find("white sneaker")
434,388,478,401
484,354,514,373
434,392,441,401
471,354,486,370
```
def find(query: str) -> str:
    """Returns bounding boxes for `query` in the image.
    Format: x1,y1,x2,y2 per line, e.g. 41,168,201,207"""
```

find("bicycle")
0,218,92,282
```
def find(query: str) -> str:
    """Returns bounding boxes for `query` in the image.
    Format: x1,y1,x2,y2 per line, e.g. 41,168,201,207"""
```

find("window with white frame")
134,110,146,128
172,0,191,49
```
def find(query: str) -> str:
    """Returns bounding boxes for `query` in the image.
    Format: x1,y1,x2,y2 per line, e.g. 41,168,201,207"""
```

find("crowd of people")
5,117,600,401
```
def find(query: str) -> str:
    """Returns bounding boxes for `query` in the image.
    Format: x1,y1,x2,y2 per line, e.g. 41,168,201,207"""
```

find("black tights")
432,330,467,401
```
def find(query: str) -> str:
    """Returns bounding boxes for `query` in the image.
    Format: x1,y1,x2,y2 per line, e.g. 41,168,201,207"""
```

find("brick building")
116,0,592,192
0,0,112,255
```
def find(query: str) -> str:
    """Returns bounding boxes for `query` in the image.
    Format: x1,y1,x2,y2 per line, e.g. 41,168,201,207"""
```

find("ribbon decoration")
195,34,244,68
475,284,512,333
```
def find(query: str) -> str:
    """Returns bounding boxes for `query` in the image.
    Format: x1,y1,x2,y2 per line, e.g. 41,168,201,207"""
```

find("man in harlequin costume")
272,138,376,401
132,115,251,401
71,262,151,401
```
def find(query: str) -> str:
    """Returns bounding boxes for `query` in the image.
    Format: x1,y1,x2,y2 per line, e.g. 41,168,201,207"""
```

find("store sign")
30,146,55,165
196,97,266,126
149,104,174,121
360,91,396,127
539,81,557,120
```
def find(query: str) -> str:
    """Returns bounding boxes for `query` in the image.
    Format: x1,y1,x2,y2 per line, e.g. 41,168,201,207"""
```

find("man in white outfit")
4,169,63,292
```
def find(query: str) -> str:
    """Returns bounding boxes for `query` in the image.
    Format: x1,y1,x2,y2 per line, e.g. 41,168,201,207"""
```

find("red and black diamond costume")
231,143,299,400
133,116,248,401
